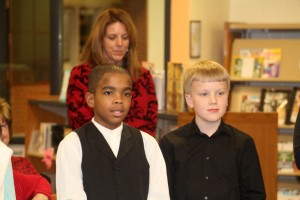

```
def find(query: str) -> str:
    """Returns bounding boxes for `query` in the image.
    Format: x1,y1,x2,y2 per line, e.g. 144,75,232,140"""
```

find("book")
286,87,300,124
261,48,281,78
277,188,300,200
28,122,56,156
59,69,71,102
166,62,185,112
231,48,281,79
278,141,294,173
240,94,260,112
260,88,291,125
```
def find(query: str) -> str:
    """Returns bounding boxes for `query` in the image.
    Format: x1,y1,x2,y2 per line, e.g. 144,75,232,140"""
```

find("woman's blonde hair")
80,7,141,78
183,60,230,94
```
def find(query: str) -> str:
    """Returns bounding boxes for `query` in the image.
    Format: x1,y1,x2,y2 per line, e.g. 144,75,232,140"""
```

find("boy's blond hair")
183,60,230,94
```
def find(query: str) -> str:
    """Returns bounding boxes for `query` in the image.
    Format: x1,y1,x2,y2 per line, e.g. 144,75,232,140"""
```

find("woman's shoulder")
71,62,91,72
140,66,150,74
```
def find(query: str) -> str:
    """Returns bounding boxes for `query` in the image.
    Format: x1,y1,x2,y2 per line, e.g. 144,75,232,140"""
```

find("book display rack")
224,22,300,200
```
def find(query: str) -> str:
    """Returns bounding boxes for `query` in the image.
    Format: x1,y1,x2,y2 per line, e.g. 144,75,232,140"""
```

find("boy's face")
85,72,132,130
185,80,229,127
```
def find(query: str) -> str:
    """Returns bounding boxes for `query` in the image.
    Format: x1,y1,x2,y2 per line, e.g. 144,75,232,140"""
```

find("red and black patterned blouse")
66,63,158,137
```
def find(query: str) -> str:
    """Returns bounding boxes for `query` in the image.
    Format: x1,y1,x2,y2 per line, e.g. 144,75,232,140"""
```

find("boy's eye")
104,91,113,95
199,92,208,96
125,92,132,97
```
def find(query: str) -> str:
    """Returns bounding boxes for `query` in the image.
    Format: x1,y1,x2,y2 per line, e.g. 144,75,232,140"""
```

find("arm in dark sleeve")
239,138,266,200
293,107,300,169
66,66,93,129
159,137,175,200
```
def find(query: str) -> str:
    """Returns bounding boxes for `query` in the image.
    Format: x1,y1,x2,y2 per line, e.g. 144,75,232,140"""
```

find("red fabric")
66,63,158,136
13,170,52,200
11,157,40,175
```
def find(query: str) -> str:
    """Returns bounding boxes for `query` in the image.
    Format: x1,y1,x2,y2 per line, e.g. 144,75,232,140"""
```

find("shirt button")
205,176,208,180
206,156,210,160
204,196,208,200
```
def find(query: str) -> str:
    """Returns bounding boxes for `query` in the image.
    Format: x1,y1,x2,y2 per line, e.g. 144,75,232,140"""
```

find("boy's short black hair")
88,64,132,94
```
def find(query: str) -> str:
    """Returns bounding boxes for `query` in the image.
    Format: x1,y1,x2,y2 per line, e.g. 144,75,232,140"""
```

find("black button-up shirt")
159,119,266,200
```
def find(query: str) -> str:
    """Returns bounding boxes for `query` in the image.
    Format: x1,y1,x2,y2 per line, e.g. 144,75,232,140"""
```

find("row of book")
232,48,281,79
28,122,67,156
237,87,300,126
278,141,299,173
278,188,300,200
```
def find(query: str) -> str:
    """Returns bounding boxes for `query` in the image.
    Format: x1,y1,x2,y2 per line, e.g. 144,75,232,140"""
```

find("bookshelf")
25,96,66,173
224,22,300,199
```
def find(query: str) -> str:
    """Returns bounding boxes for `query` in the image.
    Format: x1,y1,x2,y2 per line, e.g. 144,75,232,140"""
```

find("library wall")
229,0,300,23
189,0,229,64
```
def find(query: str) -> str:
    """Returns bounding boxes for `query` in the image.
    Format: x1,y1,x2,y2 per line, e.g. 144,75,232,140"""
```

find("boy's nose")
209,95,217,104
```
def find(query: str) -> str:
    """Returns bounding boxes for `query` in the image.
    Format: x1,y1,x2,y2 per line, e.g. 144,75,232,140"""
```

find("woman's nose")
116,37,123,46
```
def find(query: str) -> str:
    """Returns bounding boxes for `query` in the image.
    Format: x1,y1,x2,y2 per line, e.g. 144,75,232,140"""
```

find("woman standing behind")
67,8,158,137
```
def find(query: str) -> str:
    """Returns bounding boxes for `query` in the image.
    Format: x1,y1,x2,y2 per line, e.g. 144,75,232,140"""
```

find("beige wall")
147,0,165,72
229,0,300,23
189,0,229,65
148,0,300,72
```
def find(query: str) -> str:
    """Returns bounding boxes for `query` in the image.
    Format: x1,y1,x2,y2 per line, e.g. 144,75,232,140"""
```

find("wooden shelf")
227,22,300,30
224,22,300,200
223,22,300,71
278,171,300,177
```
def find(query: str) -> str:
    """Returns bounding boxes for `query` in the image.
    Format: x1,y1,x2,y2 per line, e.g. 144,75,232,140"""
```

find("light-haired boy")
160,60,266,200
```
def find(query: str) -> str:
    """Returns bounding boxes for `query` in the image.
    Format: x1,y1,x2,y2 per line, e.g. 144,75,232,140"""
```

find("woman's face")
0,116,10,145
102,22,130,66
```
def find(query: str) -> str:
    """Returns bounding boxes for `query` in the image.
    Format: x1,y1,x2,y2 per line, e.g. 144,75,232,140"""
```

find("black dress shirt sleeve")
238,137,266,199
159,136,175,199
293,107,300,169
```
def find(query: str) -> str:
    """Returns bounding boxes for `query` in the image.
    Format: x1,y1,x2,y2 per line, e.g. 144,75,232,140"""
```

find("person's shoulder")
139,66,152,76
59,131,80,147
11,156,40,175
223,123,254,142
161,123,190,142
140,130,157,142
71,62,90,73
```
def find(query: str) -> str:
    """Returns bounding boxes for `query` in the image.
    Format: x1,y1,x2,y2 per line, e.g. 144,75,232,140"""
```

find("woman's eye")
122,35,129,40
107,35,116,40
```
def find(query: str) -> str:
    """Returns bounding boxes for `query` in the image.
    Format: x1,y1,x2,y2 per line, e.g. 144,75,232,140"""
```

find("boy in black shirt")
160,60,266,200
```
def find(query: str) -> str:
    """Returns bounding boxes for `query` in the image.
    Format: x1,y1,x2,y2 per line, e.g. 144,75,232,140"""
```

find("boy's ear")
85,92,95,108
185,93,194,108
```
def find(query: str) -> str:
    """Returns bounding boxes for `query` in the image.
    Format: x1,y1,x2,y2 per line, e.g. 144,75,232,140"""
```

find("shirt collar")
91,117,123,137
187,118,232,137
